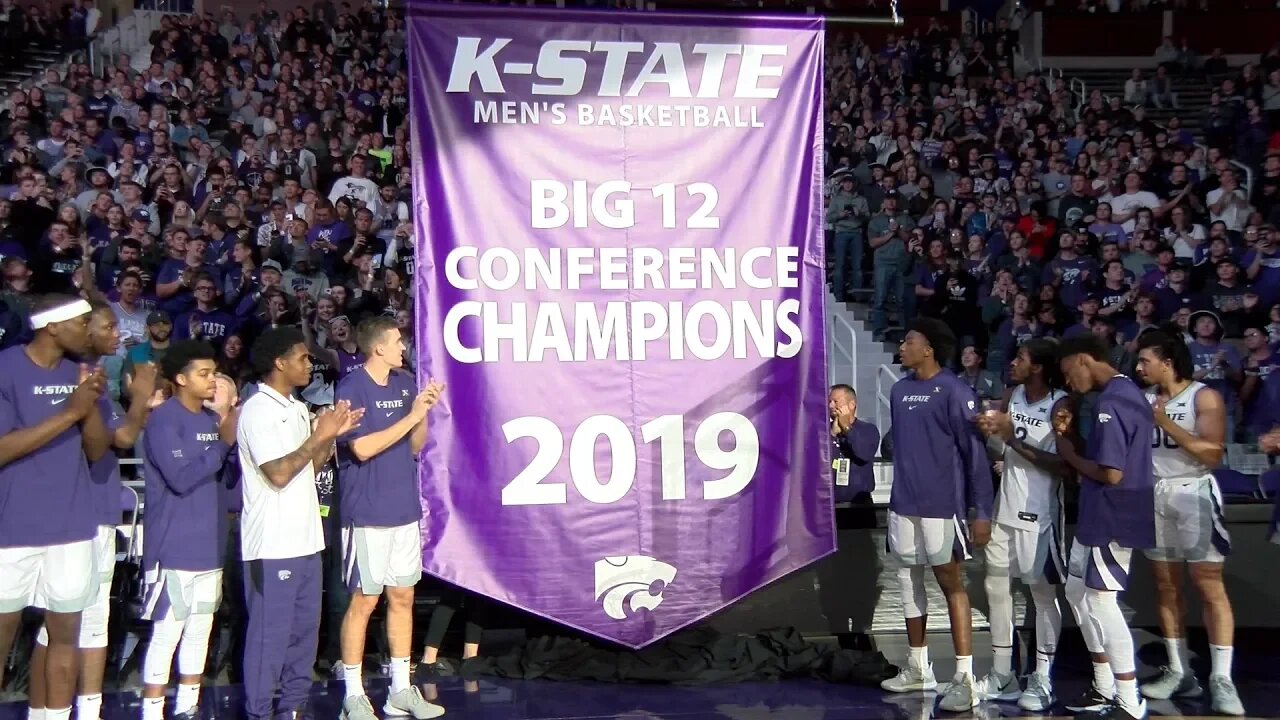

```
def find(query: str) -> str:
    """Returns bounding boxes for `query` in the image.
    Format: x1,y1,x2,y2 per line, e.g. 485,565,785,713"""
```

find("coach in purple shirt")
828,384,879,503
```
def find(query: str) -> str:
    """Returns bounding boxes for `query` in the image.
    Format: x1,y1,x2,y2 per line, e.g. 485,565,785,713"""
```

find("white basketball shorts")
1144,476,1231,564
342,522,423,596
986,521,1066,585
36,525,116,647
141,567,224,622
886,511,971,568
0,538,96,614
1069,539,1134,592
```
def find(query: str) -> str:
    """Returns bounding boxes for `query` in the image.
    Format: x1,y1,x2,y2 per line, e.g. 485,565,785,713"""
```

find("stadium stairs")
1065,67,1214,137
0,40,66,95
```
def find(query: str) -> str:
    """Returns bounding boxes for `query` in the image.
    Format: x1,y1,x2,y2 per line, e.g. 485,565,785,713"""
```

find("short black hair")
160,340,216,382
1134,329,1195,381
1056,334,1110,363
32,293,82,315
251,326,305,376
356,315,398,356
830,383,856,399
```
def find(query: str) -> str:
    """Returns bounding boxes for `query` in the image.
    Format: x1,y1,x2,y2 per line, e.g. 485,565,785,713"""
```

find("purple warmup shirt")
90,397,126,527
888,368,993,521
141,398,234,572
336,368,422,528
0,346,97,548
1078,375,1156,549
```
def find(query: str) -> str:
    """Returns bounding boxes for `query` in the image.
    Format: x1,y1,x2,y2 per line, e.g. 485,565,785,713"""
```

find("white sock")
27,709,45,720
1210,644,1233,679
1165,636,1188,675
76,694,103,720
174,683,200,714
955,655,973,679
993,645,1013,676
343,663,365,699
141,697,165,720
1116,678,1140,709
908,645,929,671
42,710,69,720
1093,661,1116,695
390,656,411,693
1035,650,1055,678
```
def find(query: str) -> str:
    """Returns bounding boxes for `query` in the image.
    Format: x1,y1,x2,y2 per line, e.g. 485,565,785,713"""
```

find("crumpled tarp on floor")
463,627,897,686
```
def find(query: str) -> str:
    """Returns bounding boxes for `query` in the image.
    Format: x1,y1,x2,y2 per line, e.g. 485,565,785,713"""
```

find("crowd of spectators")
1,0,418,412
821,22,1280,445
1,2,1280,440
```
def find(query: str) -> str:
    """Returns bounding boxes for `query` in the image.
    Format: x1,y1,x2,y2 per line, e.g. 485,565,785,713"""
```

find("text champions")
441,245,803,364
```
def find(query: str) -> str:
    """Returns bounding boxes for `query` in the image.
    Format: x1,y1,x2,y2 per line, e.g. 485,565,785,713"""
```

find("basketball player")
1133,330,1244,715
28,302,157,720
882,318,993,712
1054,335,1157,720
336,316,444,720
972,339,1068,711
0,295,109,720
139,340,239,720
238,327,363,720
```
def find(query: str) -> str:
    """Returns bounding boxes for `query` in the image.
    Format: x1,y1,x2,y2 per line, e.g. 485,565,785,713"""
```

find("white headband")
31,299,92,329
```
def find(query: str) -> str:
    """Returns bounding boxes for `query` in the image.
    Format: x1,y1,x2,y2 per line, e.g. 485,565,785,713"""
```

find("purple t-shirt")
337,346,366,376
336,368,422,528
0,346,97,547
1078,375,1156,549
174,308,239,342
888,369,993,521
1042,256,1096,310
1189,340,1242,412
141,398,234,572
90,397,126,527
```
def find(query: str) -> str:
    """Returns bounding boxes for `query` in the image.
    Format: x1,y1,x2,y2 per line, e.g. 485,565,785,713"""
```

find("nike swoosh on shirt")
386,411,395,417
51,399,67,405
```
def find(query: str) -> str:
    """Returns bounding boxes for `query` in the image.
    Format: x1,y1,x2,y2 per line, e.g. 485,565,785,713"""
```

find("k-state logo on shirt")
33,384,76,395
902,395,932,403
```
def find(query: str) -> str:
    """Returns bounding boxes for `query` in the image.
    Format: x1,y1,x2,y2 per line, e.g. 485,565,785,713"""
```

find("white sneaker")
1017,672,1055,712
1140,667,1203,700
881,663,939,693
976,670,1021,702
384,686,446,719
938,673,979,713
1209,675,1245,716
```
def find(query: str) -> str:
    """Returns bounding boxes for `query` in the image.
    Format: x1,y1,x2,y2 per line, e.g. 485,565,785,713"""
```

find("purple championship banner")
409,4,832,648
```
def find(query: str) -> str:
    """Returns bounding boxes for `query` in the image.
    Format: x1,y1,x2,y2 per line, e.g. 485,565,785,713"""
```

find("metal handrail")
1070,76,1086,122
830,310,858,392
874,362,901,438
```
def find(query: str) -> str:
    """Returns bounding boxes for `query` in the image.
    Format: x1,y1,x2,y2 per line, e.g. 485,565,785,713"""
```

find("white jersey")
996,386,1068,532
1146,381,1213,480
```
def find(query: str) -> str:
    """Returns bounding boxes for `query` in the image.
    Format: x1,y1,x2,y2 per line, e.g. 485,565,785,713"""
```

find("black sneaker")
1076,699,1147,720
414,658,458,679
1064,685,1114,713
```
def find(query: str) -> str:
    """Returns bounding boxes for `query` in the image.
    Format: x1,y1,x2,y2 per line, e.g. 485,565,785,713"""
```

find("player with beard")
973,339,1069,711
138,341,239,720
0,295,110,720
27,302,158,720
1054,335,1156,720
881,318,993,712
1132,330,1243,715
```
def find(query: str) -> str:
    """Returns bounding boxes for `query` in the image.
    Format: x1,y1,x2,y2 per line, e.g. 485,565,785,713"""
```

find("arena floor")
2,669,1279,720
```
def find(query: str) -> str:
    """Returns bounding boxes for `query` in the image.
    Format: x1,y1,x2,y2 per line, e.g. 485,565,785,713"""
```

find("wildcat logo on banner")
409,5,831,648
